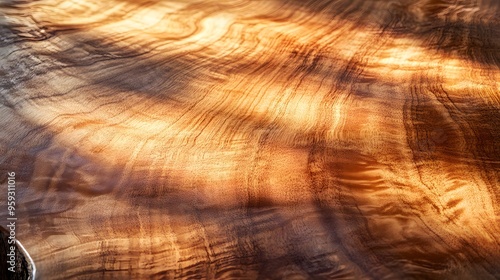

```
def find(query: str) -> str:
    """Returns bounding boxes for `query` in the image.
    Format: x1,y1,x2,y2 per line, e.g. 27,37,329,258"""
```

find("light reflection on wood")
0,0,499,279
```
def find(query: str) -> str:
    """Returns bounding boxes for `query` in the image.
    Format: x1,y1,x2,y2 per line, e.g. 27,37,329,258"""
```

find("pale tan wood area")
0,0,499,279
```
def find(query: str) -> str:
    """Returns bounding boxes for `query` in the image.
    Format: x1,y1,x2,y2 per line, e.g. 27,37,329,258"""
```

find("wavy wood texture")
1,0,500,279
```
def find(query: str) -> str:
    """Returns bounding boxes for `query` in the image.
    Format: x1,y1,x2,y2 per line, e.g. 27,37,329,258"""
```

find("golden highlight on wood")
0,0,499,279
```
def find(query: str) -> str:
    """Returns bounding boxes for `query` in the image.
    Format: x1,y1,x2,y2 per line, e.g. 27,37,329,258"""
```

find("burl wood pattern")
0,0,499,279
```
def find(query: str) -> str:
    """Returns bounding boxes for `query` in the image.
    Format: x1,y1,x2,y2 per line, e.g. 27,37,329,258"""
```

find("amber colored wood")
0,0,499,279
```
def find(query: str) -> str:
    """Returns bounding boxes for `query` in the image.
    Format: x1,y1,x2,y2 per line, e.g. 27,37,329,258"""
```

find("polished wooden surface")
0,0,499,279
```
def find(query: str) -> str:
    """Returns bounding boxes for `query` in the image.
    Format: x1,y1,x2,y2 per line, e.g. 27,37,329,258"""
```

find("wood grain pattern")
0,0,499,279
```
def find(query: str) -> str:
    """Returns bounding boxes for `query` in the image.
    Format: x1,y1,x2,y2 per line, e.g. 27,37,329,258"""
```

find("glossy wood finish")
0,0,499,279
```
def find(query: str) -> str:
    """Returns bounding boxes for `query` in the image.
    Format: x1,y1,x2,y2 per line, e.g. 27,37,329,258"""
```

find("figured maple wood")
0,0,499,279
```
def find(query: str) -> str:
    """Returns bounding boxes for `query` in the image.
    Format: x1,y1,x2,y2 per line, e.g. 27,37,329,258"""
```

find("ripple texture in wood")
0,0,499,279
